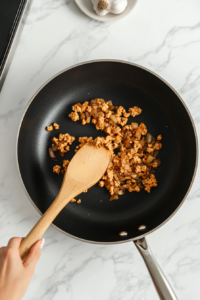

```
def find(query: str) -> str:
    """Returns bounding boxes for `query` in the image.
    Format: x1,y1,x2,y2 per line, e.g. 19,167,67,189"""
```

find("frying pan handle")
134,238,178,300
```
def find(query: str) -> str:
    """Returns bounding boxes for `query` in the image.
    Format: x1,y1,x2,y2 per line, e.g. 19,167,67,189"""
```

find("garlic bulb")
92,0,128,16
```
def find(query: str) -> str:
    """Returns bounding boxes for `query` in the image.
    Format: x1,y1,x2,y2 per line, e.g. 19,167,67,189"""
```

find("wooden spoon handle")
19,194,71,260
19,144,111,260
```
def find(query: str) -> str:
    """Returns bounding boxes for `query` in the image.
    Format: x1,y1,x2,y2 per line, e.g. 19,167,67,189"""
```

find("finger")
23,239,45,267
0,247,6,253
7,237,23,249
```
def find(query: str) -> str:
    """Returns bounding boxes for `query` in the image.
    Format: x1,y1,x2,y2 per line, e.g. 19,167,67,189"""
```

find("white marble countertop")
0,0,200,299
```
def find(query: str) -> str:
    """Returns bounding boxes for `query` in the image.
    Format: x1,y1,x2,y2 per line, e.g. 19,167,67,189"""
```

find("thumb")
23,238,45,267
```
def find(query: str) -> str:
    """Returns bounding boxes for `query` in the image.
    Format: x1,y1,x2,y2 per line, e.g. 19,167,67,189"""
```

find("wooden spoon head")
19,145,112,261
66,144,112,186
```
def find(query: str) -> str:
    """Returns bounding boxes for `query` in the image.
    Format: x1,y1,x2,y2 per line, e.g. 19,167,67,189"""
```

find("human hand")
0,237,44,300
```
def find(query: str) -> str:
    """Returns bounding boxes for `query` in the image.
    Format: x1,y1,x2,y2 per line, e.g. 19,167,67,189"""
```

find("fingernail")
40,238,45,249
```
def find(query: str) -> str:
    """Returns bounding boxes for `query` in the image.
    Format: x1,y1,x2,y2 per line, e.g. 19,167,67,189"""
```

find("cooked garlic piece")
92,0,128,16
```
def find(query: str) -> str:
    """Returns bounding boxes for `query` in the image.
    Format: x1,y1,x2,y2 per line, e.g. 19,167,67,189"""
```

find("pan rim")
16,59,199,244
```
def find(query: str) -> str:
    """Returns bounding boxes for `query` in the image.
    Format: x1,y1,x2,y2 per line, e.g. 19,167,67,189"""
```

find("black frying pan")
17,60,198,299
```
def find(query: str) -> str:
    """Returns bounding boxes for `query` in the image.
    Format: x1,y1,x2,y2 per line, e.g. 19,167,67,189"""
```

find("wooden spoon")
19,144,112,260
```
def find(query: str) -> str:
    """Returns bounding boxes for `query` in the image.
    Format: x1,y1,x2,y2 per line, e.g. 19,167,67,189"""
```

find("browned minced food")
69,100,142,136
46,125,53,132
67,98,162,201
70,198,76,203
129,106,142,117
49,132,75,173
50,99,162,201
98,123,161,199
142,174,158,193
157,134,162,140
59,159,70,175
70,198,81,204
63,159,70,170
53,123,59,129
52,133,75,153
50,133,75,159
75,136,113,152
53,165,61,175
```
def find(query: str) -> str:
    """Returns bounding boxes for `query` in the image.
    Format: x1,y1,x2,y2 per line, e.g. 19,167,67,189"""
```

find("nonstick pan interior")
17,61,198,243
